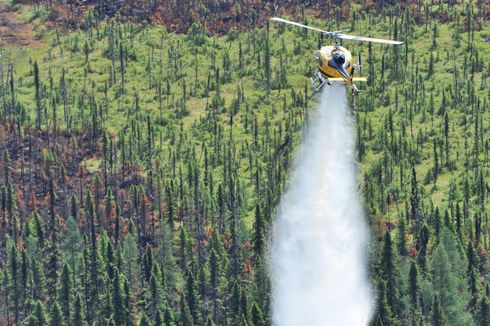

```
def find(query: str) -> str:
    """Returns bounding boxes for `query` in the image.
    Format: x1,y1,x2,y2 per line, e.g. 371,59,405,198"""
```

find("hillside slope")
0,1,489,325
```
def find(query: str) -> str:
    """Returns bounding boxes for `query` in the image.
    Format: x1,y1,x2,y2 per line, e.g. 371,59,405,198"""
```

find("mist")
271,85,373,326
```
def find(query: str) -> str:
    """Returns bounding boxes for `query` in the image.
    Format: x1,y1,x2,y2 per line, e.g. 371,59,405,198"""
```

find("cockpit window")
334,53,345,65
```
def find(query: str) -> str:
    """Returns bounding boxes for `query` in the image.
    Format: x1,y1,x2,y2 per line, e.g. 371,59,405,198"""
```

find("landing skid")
310,71,359,112
311,71,346,93
311,71,328,93
310,71,361,96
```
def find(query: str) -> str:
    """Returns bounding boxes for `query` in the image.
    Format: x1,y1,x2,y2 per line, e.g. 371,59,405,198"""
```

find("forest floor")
0,1,41,47
2,1,490,228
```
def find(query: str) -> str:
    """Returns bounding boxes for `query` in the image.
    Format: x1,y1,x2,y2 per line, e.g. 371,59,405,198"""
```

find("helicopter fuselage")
317,45,353,80
311,45,360,92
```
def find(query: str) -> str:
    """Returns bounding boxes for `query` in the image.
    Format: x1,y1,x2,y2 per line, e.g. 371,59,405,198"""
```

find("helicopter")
270,17,404,93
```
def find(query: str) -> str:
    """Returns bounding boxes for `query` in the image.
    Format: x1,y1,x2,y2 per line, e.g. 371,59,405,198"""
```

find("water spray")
272,85,373,326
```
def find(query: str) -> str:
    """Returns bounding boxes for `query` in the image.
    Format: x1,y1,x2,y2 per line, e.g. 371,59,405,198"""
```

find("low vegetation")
0,1,489,325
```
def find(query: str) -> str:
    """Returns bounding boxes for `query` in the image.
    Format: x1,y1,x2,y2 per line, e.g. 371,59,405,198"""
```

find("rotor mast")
327,31,350,49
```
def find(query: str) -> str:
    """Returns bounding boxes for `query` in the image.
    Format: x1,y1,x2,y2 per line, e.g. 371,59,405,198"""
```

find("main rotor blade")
270,17,330,34
339,34,404,45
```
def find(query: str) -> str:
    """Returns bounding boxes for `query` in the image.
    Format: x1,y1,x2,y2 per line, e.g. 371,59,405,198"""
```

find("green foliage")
49,301,66,326
0,1,488,325
430,231,474,325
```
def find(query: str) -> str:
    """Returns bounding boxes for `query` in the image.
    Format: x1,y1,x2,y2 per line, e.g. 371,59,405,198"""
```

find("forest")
0,0,489,325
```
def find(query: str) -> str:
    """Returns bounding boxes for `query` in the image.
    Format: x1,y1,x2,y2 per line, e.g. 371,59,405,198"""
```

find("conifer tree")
1,270,10,324
206,317,216,326
431,241,473,325
85,191,99,321
20,249,29,316
34,301,49,325
479,295,490,326
380,231,401,316
163,305,176,326
138,313,152,326
34,60,42,130
49,301,66,326
397,215,408,256
32,260,46,301
147,271,161,318
3,150,9,184
370,280,396,326
410,167,420,230
22,315,40,326
58,264,72,322
47,180,60,299
106,317,116,326
112,269,126,325
409,261,418,308
62,216,82,281
253,204,265,259
251,301,265,326
432,295,447,326
264,21,271,94
73,293,88,326
417,224,430,271
180,294,194,326
184,270,201,324
154,309,163,326
10,244,20,323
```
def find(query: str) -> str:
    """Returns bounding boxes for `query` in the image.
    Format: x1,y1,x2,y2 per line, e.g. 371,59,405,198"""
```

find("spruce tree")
49,301,66,326
58,264,72,322
180,294,194,326
251,301,265,326
32,260,46,301
397,215,408,256
34,301,49,325
9,244,20,323
431,242,473,325
73,293,88,326
33,60,42,130
138,313,152,326
61,216,82,281
370,280,396,326
264,21,271,94
380,231,400,316
154,309,163,326
112,269,126,325
409,261,418,308
163,305,176,326
22,315,40,326
206,317,216,326
86,191,99,322
253,204,265,260
432,295,447,326
479,295,490,326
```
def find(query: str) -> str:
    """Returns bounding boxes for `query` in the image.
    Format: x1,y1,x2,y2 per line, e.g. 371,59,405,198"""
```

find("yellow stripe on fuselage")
328,77,367,82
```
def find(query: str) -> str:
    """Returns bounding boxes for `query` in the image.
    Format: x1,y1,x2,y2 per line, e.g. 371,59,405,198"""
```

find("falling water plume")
272,85,373,326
